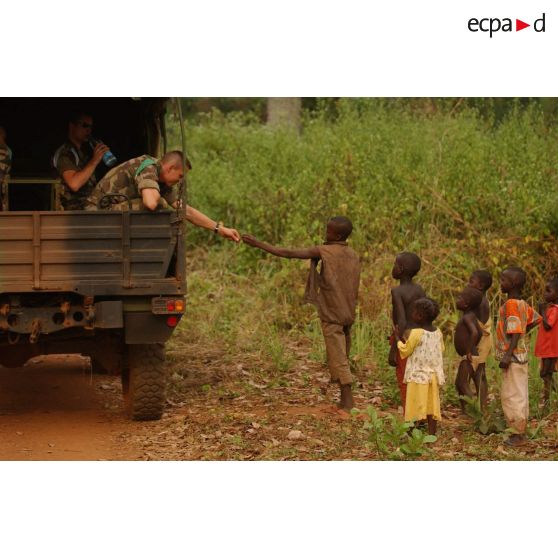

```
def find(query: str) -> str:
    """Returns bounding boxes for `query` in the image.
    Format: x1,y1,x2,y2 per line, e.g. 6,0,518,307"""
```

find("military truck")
0,98,187,420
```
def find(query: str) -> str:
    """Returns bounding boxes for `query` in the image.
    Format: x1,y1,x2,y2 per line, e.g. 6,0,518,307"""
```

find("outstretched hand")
242,234,260,247
219,226,241,242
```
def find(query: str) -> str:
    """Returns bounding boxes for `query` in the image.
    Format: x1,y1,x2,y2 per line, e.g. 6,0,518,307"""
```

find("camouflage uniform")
86,155,178,211
53,141,97,210
0,143,12,211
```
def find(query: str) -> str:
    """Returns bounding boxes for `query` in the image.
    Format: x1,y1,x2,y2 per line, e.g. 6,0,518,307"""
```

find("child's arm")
391,289,407,334
242,234,320,259
526,307,543,333
397,329,422,359
499,333,520,369
538,303,552,331
463,313,480,360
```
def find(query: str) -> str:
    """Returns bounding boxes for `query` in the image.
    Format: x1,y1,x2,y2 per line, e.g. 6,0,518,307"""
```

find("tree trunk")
266,98,302,132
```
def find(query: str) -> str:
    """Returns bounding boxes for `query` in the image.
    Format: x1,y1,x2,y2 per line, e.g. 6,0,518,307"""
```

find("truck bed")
0,211,184,296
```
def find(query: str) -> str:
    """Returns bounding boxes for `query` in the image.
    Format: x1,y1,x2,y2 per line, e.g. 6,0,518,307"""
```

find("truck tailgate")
0,211,183,295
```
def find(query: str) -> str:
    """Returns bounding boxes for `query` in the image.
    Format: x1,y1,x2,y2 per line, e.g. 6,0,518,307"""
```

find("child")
242,216,360,411
397,297,445,435
468,269,493,409
535,276,558,406
389,252,426,408
454,287,483,412
495,267,541,447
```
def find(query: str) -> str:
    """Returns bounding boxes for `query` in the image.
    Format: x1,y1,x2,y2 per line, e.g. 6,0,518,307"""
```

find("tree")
266,98,302,132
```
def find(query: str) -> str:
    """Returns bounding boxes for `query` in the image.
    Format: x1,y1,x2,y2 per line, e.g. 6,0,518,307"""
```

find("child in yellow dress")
397,297,445,435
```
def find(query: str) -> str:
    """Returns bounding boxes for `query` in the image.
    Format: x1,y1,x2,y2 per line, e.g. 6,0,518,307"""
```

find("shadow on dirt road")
0,355,141,461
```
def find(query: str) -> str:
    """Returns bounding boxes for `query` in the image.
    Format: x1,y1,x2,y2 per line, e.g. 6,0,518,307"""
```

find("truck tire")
125,343,166,421
90,357,108,375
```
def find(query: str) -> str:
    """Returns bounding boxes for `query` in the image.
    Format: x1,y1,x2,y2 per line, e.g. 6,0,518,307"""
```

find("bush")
167,99,558,393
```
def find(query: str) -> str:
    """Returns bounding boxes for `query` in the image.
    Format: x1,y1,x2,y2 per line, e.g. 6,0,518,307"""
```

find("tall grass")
168,100,558,392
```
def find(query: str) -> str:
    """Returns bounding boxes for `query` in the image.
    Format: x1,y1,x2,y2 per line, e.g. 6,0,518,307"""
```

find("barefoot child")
389,252,426,408
454,287,483,412
397,297,445,435
495,267,541,447
468,270,493,409
242,217,360,410
535,277,558,406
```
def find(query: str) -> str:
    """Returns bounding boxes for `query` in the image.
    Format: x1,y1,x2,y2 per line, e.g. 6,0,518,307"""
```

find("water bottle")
90,139,117,168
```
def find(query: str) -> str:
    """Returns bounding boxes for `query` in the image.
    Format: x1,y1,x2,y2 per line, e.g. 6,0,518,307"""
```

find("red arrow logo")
516,19,530,31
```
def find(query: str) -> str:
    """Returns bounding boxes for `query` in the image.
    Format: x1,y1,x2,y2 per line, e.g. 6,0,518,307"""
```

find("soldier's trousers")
321,321,353,385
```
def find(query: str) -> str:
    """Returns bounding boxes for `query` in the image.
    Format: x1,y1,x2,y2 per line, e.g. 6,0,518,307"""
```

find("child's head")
326,216,353,242
410,297,439,326
456,286,483,312
468,269,492,293
500,266,526,294
392,252,421,280
544,277,558,304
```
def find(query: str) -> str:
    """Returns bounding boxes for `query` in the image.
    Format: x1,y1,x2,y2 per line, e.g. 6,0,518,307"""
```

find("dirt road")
0,348,550,461
0,355,144,460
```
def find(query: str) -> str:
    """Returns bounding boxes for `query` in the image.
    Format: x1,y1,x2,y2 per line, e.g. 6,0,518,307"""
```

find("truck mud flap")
124,312,177,344
94,301,123,328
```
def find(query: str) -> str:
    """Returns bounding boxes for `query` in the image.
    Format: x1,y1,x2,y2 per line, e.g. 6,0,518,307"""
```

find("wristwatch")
213,221,222,234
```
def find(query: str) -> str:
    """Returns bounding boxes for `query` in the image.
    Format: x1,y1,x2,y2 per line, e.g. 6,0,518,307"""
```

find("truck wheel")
90,357,108,375
125,343,166,421
119,348,130,396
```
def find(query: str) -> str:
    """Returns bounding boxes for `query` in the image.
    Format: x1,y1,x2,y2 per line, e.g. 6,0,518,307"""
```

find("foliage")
358,406,437,460
461,396,507,435
168,99,558,330
162,100,558,460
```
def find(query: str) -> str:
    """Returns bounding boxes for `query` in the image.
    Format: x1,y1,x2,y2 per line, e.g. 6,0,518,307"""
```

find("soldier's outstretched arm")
185,205,241,242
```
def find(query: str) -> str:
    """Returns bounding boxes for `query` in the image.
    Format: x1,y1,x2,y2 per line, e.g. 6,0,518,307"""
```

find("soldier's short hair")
162,150,192,170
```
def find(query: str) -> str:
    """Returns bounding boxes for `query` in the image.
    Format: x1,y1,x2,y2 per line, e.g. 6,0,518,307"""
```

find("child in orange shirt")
535,277,558,406
495,267,541,447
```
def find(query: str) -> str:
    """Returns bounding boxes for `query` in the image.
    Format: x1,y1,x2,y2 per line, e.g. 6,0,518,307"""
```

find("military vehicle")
0,98,187,420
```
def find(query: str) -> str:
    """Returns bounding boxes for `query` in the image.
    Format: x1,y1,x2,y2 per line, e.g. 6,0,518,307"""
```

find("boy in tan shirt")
243,216,360,410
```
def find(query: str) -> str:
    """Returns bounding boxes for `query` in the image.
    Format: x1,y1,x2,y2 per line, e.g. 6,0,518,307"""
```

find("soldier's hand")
91,143,110,165
219,226,241,242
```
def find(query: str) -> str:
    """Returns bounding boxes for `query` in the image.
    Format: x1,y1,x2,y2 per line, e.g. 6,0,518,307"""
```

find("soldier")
87,151,241,242
0,125,12,211
52,111,110,210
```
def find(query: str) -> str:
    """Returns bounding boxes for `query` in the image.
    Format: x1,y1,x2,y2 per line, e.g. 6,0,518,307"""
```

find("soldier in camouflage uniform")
52,112,110,210
87,151,241,242
86,153,181,211
0,125,12,211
